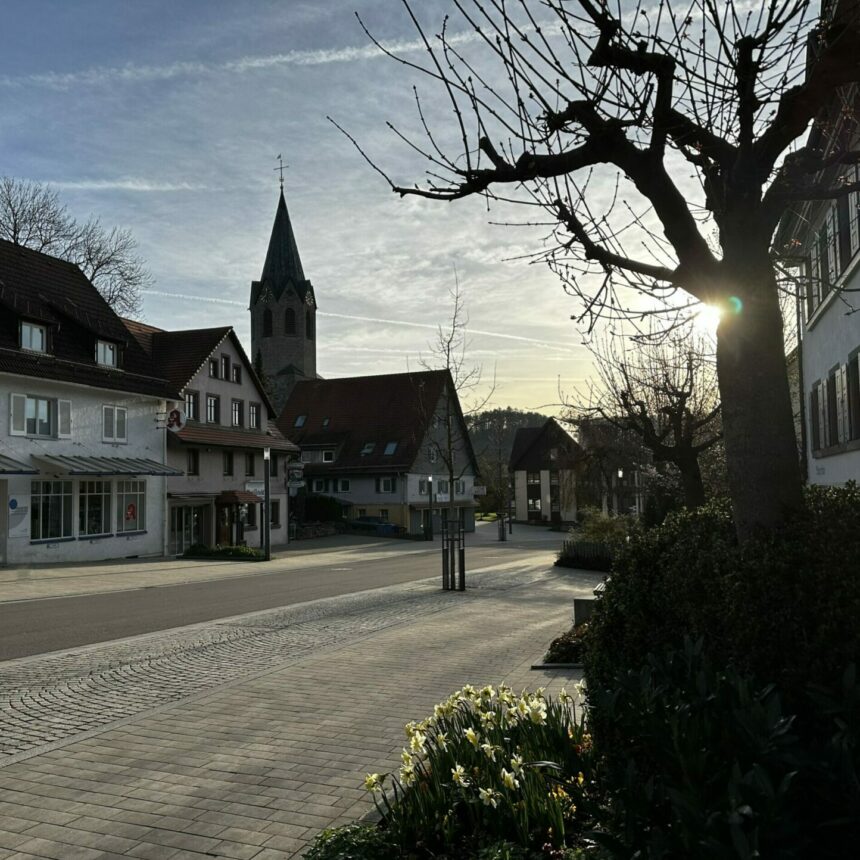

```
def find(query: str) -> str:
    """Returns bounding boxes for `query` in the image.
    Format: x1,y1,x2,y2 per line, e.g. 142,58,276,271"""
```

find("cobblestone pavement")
0,562,597,860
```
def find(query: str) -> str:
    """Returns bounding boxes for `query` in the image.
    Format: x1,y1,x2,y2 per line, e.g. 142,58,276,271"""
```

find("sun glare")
694,304,723,336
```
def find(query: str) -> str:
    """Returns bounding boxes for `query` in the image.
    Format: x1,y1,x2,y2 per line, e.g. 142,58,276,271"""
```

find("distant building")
250,190,317,414
278,370,479,535
124,321,298,554
509,418,583,523
0,238,180,565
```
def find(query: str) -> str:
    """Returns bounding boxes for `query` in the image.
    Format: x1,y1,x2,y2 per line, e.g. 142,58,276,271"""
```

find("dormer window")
322,417,330,429
361,442,375,456
21,322,47,353
383,441,398,456
96,340,117,367
323,450,335,463
294,415,307,428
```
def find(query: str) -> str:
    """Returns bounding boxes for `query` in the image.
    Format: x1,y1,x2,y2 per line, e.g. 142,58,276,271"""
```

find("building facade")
0,239,180,565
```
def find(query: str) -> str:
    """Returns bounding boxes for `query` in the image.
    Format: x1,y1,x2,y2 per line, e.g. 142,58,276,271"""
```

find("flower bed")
543,624,589,665
305,684,597,859
181,543,263,560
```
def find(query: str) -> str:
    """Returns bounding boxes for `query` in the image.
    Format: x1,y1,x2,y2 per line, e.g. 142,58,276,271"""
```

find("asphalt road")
0,541,556,661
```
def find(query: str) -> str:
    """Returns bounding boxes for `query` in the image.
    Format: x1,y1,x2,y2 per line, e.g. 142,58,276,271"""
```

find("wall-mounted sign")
8,498,17,510
125,502,137,521
473,485,487,496
166,408,187,433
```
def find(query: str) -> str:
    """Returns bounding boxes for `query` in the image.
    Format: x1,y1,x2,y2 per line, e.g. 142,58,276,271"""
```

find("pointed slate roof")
250,190,315,307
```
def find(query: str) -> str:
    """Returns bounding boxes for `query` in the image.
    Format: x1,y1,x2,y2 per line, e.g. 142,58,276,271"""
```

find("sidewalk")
0,564,589,860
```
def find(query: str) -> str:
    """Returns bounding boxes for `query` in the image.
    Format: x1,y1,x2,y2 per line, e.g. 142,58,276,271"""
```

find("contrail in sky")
140,289,580,354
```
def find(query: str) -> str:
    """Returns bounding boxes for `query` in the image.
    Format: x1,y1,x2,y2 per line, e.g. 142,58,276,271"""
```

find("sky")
0,1,630,414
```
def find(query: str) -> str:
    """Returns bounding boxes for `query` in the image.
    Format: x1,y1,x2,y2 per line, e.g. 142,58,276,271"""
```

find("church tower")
250,189,317,415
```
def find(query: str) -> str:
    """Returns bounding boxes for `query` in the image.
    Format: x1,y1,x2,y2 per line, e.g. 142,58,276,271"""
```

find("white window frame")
361,442,375,455
313,478,326,493
96,340,117,367
339,479,351,493
8,394,59,438
323,450,334,463
185,390,199,421
79,480,112,537
117,480,146,533
231,399,243,427
30,480,73,541
21,321,47,353
249,402,261,430
102,405,128,443
379,477,394,494
455,479,466,496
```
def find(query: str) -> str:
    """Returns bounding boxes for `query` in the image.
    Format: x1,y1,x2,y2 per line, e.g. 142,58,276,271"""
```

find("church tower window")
263,308,273,337
306,309,314,341
284,307,296,335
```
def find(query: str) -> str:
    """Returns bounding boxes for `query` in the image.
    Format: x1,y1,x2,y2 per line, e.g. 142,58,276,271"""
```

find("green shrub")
182,543,263,560
589,640,860,859
303,823,398,860
544,624,589,664
363,685,598,856
585,483,860,710
555,540,613,572
575,507,635,544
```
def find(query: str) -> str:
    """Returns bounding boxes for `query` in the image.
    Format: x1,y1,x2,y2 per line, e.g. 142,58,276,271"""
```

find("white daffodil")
464,727,480,748
436,732,449,751
364,773,384,793
480,709,497,727
409,731,427,754
528,697,548,725
479,787,500,808
574,679,587,698
481,742,497,762
479,684,496,701
401,749,413,767
451,764,470,787
400,764,416,786
510,754,524,774
559,688,574,704
501,768,520,791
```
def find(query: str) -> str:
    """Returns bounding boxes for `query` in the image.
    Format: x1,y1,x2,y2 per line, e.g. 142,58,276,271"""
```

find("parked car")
348,516,402,536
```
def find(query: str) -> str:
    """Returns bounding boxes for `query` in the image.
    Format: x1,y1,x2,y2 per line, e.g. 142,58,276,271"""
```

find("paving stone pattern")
0,565,593,859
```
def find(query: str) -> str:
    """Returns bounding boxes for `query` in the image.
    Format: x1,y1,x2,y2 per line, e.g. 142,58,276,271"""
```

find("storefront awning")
35,454,183,477
215,490,263,505
0,453,38,475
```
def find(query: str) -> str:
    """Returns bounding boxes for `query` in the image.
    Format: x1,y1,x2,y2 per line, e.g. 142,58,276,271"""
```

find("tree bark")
715,248,803,540
678,456,707,510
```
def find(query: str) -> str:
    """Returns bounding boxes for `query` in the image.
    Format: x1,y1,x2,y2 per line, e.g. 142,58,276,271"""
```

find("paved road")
0,539,558,661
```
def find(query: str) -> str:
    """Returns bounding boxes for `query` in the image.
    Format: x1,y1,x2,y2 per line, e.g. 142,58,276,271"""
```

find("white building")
0,239,180,565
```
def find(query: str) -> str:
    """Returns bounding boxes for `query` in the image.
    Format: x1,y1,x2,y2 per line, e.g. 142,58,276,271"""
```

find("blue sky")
0,0,596,412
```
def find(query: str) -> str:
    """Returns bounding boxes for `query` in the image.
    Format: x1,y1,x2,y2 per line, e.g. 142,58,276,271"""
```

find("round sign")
166,408,186,432
9,498,17,511
126,502,137,521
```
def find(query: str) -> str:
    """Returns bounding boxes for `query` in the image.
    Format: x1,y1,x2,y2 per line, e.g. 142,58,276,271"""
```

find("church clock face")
260,286,274,303
305,294,315,310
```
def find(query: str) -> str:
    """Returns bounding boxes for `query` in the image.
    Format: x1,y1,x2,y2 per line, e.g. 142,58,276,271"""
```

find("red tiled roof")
277,369,477,473
175,421,298,453
0,239,178,399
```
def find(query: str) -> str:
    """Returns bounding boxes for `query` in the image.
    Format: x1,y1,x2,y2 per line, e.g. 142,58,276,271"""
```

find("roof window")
21,321,47,353
383,441,398,456
96,340,117,367
322,417,330,429
360,442,375,455
294,415,307,428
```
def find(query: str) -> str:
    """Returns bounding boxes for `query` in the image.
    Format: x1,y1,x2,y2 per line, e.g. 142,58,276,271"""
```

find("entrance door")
0,481,7,565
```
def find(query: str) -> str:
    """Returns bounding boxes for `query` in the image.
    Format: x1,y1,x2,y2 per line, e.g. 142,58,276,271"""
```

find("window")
419,479,428,495
549,447,559,461
313,478,326,493
269,453,278,477
245,504,257,528
270,500,281,526
323,450,334,463
428,446,438,463
249,402,261,429
96,340,117,367
185,391,199,420
10,395,70,438
527,471,541,485
848,355,860,442
117,480,146,533
837,194,852,275
437,479,449,495
827,369,839,447
528,497,542,512
300,451,311,463
294,415,307,428
322,417,330,429
187,449,199,476
245,452,255,477
206,395,220,423
306,309,314,340
79,481,111,536
263,308,273,337
339,479,351,492
231,399,243,427
818,221,832,299
24,396,53,437
376,476,396,494
21,322,46,352
221,355,230,380
223,451,234,476
102,406,127,443
361,442,375,456
209,359,219,378
383,441,398,456
284,308,296,335
30,481,73,541
811,382,824,451
379,509,389,522
455,479,466,496
231,365,242,384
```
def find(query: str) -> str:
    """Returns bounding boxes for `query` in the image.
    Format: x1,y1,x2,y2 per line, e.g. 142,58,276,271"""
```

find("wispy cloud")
49,178,203,192
0,24,549,90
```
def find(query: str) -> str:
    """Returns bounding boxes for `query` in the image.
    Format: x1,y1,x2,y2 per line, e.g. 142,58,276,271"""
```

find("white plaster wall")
1,374,166,563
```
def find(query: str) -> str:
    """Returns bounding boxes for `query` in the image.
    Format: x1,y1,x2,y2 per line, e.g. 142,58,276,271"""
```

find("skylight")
360,442,375,455
294,415,307,427
383,441,398,456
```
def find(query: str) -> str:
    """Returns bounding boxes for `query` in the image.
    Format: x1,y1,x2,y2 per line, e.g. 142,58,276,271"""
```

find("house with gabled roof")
0,238,182,565
277,369,480,535
509,418,583,523
123,321,298,554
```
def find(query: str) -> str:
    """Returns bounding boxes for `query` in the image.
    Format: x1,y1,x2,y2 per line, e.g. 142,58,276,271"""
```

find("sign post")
263,447,271,561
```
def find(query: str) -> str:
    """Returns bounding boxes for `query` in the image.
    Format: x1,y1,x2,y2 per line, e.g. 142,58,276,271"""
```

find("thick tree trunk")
678,456,706,509
715,252,803,540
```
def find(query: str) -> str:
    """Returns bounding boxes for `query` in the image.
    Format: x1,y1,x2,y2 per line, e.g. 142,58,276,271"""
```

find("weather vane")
274,154,288,190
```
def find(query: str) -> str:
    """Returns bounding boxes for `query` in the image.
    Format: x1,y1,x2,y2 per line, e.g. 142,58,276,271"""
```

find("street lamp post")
263,447,272,561
427,475,433,541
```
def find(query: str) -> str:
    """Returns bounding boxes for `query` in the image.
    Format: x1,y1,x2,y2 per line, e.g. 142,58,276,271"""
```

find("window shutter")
809,249,820,308
819,382,829,448
810,387,820,450
839,365,850,443
10,393,26,436
57,400,72,438
835,370,845,444
828,207,839,276
103,406,114,440
851,166,860,257
116,408,127,441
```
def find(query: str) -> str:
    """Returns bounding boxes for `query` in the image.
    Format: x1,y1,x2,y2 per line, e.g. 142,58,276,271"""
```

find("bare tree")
339,0,860,539
572,331,722,509
0,176,150,316
419,274,495,525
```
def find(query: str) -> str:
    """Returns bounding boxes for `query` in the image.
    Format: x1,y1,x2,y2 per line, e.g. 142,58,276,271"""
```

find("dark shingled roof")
249,190,315,307
0,238,178,399
509,418,583,472
175,422,298,453
277,369,475,474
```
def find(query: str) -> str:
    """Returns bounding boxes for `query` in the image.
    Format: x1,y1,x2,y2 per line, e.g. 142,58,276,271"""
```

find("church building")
250,190,317,415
